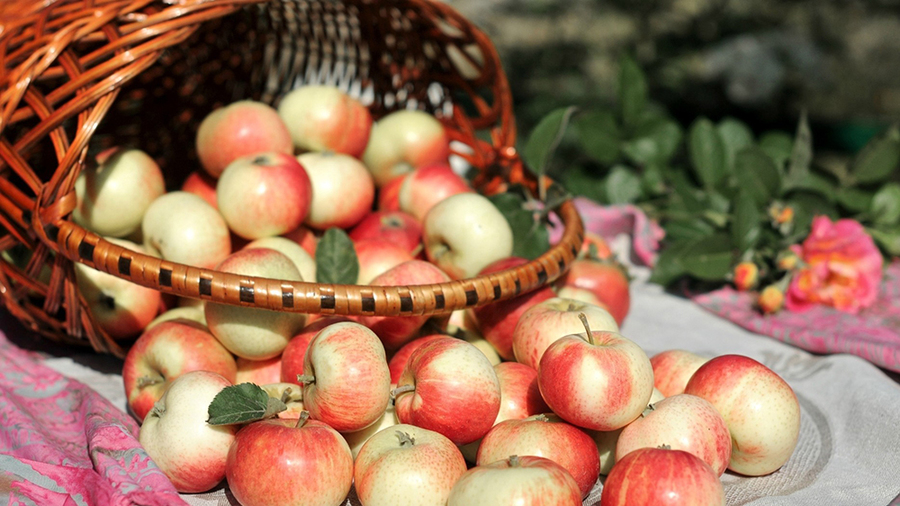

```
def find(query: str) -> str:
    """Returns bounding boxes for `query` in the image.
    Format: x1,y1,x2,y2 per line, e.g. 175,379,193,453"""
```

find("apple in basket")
139,371,237,494
349,210,423,256
73,148,165,238
422,192,514,280
277,84,373,158
297,151,375,231
354,424,467,506
141,191,232,270
216,152,313,240
398,162,474,222
362,109,452,187
242,236,317,287
73,238,162,340
122,318,237,422
204,248,307,360
195,100,293,178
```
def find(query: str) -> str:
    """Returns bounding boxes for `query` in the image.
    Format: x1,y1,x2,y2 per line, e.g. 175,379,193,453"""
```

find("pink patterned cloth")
0,331,188,506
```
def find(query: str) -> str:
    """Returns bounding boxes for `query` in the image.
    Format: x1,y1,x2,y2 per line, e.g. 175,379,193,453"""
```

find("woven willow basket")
0,0,584,358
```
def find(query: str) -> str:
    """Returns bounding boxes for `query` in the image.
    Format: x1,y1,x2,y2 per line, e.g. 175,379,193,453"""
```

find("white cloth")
37,272,900,506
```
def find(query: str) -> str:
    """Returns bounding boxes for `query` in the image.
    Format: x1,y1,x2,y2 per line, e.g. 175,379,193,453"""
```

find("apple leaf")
207,383,287,426
488,193,551,261
618,54,648,128
316,227,359,285
522,106,578,179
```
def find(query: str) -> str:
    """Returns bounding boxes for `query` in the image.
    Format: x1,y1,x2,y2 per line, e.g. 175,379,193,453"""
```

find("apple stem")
281,387,294,404
296,374,315,385
395,431,416,448
578,313,595,345
295,410,310,429
391,384,416,400
136,375,163,388
508,455,521,468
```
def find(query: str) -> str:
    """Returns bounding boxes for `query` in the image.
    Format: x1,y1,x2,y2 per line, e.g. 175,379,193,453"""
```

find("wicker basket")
0,0,585,358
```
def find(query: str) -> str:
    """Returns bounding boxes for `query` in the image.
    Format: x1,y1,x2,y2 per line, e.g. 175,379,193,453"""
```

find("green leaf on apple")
316,227,359,285
488,193,551,261
207,382,287,425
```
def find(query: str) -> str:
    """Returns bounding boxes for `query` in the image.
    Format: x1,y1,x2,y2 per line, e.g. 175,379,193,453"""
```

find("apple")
342,402,399,459
354,424,467,506
650,349,709,397
180,170,218,210
74,238,162,339
259,382,306,419
145,305,206,329
554,285,611,313
123,318,236,421
512,297,619,370
205,248,307,360
589,388,665,475
473,257,555,361
393,337,501,446
216,152,312,240
558,258,630,326
398,162,474,222
142,191,231,269
277,85,372,157
280,316,351,383
422,192,513,280
225,413,354,506
387,334,446,385
377,174,404,211
448,455,581,506
477,414,600,497
354,239,415,285
356,260,452,351
349,210,423,255
195,100,293,178
538,315,653,432
242,236,316,286
600,447,725,506
684,354,801,476
299,321,391,432
579,231,613,259
493,362,550,423
362,109,451,186
296,151,375,230
138,371,237,493
463,332,502,367
616,394,732,476
282,225,318,258
73,148,165,238
235,356,282,385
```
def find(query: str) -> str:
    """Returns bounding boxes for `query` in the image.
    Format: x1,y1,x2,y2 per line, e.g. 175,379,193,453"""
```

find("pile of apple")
70,83,801,506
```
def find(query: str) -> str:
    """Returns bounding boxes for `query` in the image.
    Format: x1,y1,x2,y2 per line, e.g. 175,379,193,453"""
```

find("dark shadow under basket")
0,0,584,357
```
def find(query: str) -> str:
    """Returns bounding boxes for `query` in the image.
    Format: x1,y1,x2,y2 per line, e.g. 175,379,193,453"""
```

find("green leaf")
523,106,578,177
759,131,794,168
717,118,755,171
560,165,606,203
732,191,762,252
605,166,643,204
624,120,683,165
850,126,900,184
835,186,874,214
688,118,727,189
734,146,782,205
207,383,287,425
679,233,736,281
868,226,900,256
784,171,837,202
618,54,648,127
640,163,667,196
488,193,551,260
787,191,838,240
872,183,900,225
574,110,621,165
663,218,716,242
648,241,692,286
786,112,813,186
316,228,359,284
668,171,706,213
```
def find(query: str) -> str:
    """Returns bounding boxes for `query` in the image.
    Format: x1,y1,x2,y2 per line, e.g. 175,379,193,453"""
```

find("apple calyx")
148,401,165,419
391,384,416,400
578,313,596,346
395,431,416,448
136,375,164,389
296,374,316,385
508,455,522,468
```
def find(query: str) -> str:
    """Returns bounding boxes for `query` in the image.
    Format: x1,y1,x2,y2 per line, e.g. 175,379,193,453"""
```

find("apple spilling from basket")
70,83,800,505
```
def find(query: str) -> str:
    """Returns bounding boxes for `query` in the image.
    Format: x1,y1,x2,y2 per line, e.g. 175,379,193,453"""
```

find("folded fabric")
693,260,900,373
0,330,188,506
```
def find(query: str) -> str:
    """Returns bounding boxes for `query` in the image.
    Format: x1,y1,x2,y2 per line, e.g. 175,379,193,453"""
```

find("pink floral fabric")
0,330,188,506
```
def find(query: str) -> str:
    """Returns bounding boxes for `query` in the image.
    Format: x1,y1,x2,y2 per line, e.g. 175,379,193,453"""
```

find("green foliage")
207,383,286,425
316,228,359,285
489,192,552,261
523,55,900,290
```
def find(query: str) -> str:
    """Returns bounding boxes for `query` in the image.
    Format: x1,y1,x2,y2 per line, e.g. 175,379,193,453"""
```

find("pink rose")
785,216,884,314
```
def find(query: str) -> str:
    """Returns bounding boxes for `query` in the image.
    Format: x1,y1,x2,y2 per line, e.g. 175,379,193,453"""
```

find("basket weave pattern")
0,0,584,357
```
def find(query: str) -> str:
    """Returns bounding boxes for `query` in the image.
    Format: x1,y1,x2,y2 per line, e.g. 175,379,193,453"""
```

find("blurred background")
446,0,900,154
